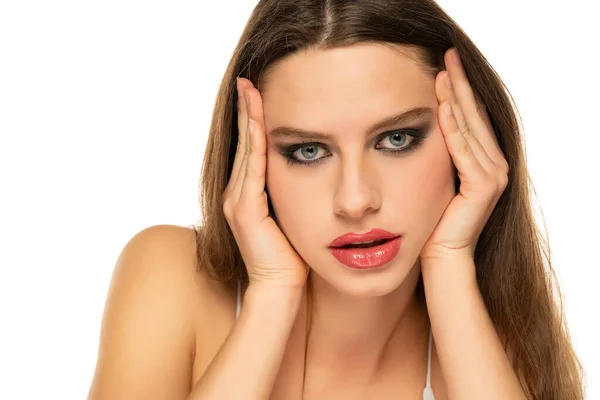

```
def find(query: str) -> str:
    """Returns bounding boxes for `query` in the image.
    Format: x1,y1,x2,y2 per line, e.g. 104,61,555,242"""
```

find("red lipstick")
329,228,402,269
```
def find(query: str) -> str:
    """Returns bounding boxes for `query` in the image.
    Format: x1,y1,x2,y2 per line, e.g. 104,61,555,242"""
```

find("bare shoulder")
88,224,237,399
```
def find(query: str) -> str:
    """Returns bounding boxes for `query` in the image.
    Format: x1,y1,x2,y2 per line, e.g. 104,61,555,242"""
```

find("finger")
444,72,496,173
440,101,487,183
237,78,250,151
228,78,250,192
240,86,267,201
232,142,250,203
228,83,251,205
445,49,508,171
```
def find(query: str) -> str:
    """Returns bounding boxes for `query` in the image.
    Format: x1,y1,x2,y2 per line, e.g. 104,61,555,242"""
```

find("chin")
311,256,420,298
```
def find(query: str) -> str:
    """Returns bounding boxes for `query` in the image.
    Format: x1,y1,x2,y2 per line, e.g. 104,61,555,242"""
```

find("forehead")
260,43,436,135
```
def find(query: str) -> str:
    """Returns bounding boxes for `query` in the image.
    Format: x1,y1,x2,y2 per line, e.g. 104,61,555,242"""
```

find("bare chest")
190,290,447,400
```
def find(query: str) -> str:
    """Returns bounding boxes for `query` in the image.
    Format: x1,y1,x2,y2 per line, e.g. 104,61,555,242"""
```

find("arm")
189,283,303,399
422,47,525,399
422,258,526,400
87,225,199,400
87,224,303,400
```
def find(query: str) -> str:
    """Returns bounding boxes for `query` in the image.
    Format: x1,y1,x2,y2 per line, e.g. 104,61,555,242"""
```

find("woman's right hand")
221,77,309,289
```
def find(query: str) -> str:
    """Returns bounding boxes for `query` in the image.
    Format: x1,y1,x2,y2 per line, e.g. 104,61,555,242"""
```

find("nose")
333,160,381,219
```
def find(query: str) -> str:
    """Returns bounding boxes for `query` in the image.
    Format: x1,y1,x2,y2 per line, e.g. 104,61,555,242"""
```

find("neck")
305,262,430,385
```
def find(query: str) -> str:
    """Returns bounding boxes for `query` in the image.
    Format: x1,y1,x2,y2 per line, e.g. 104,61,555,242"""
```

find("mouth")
329,236,403,269
329,228,400,248
334,238,391,249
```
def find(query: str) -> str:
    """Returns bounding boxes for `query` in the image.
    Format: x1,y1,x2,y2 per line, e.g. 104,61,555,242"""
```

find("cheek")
265,150,317,236
398,135,456,236
265,134,456,252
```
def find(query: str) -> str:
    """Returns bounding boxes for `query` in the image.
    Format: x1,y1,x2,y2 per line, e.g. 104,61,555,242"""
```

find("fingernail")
248,118,255,134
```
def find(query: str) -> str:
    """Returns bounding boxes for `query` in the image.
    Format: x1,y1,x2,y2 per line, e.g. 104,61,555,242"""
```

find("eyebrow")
269,107,433,141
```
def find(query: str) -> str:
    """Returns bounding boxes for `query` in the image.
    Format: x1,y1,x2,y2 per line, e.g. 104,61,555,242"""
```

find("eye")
280,128,427,166
292,144,328,163
375,131,415,151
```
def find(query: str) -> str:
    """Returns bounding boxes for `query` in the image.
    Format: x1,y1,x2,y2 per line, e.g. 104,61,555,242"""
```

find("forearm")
422,258,526,400
189,284,303,400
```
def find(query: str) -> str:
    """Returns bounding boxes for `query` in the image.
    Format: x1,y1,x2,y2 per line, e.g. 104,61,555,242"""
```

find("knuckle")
456,139,471,156
459,124,471,138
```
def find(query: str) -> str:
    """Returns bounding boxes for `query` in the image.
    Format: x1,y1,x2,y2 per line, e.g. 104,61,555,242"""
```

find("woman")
88,0,585,399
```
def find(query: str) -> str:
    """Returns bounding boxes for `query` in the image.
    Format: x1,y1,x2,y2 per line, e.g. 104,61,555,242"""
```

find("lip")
329,228,400,248
330,236,402,269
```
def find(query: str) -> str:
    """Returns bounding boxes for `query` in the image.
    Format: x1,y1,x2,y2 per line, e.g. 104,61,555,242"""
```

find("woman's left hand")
420,47,510,263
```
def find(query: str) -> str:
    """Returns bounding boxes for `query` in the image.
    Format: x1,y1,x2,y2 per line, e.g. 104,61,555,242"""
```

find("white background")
1,1,598,398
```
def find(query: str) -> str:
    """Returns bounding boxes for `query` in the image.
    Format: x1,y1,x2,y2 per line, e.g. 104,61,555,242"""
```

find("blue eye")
377,131,411,150
280,128,427,166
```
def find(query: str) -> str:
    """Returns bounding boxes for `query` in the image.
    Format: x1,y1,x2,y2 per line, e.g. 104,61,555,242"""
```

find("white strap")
422,387,435,400
426,326,432,387
235,279,241,319
422,326,435,399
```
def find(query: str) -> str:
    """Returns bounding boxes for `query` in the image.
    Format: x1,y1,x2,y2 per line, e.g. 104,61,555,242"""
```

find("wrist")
421,256,478,291
244,282,304,311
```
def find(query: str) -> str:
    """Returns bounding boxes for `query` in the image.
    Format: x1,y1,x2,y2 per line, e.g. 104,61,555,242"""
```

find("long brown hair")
192,1,585,398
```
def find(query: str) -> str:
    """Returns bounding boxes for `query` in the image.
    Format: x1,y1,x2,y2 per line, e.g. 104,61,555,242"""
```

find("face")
260,43,456,297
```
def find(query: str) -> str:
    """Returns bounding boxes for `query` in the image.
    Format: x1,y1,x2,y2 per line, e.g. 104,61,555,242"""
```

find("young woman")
88,1,585,399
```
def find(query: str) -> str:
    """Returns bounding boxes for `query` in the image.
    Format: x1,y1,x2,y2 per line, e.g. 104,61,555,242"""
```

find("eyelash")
280,128,428,166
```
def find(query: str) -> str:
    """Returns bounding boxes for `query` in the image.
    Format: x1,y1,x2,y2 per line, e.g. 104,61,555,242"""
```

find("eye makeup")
277,127,430,166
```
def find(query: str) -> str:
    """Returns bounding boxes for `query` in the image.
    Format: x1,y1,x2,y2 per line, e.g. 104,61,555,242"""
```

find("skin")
239,42,522,398
257,43,455,396
89,43,524,399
